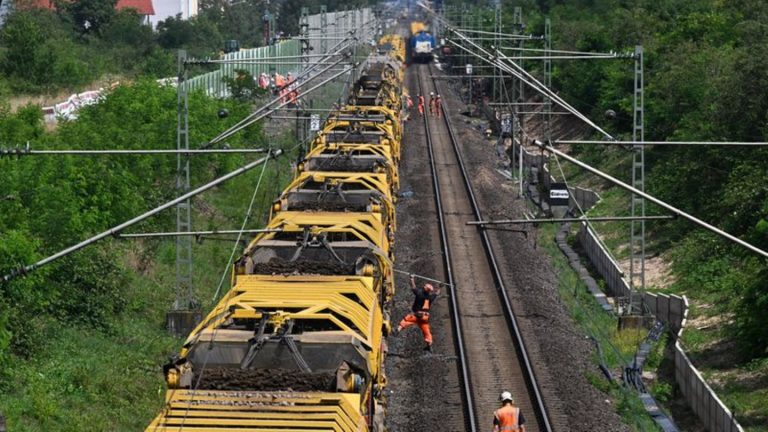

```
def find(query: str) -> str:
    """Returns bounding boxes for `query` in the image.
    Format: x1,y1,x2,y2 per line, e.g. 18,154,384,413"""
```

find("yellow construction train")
145,34,407,432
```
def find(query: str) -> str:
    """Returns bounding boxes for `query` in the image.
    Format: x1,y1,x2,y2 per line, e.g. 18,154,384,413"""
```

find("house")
149,0,198,28
20,0,156,25
117,0,155,25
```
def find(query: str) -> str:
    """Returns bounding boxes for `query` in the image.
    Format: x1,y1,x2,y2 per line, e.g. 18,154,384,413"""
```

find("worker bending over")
395,274,441,351
493,391,526,432
417,94,425,116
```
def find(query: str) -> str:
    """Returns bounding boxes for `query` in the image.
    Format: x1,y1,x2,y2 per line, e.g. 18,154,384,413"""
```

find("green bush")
651,382,673,404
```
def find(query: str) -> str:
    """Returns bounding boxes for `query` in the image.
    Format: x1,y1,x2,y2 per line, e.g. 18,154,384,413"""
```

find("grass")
537,222,661,431
0,268,178,431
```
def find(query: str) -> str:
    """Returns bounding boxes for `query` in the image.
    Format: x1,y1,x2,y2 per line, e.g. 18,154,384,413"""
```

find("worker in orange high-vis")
493,391,526,432
273,73,286,88
428,91,436,116
417,94,425,116
405,94,414,121
394,274,440,351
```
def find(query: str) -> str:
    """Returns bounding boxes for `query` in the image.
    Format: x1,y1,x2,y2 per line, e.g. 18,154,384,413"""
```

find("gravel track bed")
384,63,465,432
433,71,631,432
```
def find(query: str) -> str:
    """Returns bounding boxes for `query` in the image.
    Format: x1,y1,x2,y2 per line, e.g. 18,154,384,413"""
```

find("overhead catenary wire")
508,44,611,135
556,139,768,146
534,140,768,259
496,47,618,139
429,6,620,140
446,35,615,140
452,27,543,40
205,63,354,147
116,229,282,238
486,55,621,60
201,41,357,148
498,45,625,57
0,147,268,156
1,150,282,283
211,153,272,302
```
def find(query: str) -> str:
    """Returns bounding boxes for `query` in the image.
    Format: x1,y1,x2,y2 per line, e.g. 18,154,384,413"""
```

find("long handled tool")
394,269,454,287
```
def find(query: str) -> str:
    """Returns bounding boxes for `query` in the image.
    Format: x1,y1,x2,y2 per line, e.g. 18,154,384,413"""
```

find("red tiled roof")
117,0,154,15
24,0,154,15
24,0,55,10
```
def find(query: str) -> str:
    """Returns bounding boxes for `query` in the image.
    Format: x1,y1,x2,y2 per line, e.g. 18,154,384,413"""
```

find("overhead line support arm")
1,150,283,283
532,141,768,259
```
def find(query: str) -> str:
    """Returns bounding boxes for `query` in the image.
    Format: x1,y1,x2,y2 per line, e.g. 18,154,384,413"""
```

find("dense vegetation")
532,0,768,360
0,80,294,429
0,0,282,93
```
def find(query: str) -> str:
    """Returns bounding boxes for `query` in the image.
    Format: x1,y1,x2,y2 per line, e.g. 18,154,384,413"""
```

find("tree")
156,14,223,57
64,0,118,35
1,13,45,79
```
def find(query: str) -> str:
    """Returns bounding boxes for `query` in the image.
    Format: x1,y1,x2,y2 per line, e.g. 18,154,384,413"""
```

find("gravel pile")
252,258,355,276
195,368,335,392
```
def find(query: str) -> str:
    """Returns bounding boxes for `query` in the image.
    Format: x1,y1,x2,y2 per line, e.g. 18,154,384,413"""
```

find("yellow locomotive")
146,34,406,432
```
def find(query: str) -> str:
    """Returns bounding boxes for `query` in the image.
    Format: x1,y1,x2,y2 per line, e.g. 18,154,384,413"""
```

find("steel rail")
116,229,282,238
417,70,478,432
430,64,553,431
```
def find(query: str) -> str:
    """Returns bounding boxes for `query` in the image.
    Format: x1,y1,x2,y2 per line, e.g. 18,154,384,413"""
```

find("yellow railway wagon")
410,21,427,36
147,30,405,432
378,35,406,63
147,275,388,431
273,171,397,233
314,118,401,162
300,143,400,192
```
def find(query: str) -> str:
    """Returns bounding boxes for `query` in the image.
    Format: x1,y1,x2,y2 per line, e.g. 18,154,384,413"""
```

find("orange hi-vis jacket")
274,73,286,88
494,405,521,431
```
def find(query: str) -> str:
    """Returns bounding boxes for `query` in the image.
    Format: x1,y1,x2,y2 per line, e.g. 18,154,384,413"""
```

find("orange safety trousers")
398,313,432,344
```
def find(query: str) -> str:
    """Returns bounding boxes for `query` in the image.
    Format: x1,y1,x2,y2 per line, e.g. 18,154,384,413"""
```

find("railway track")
417,62,552,432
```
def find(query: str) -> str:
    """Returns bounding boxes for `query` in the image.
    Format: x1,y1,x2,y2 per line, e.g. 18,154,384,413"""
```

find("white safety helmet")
430,91,434,96
500,391,513,402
